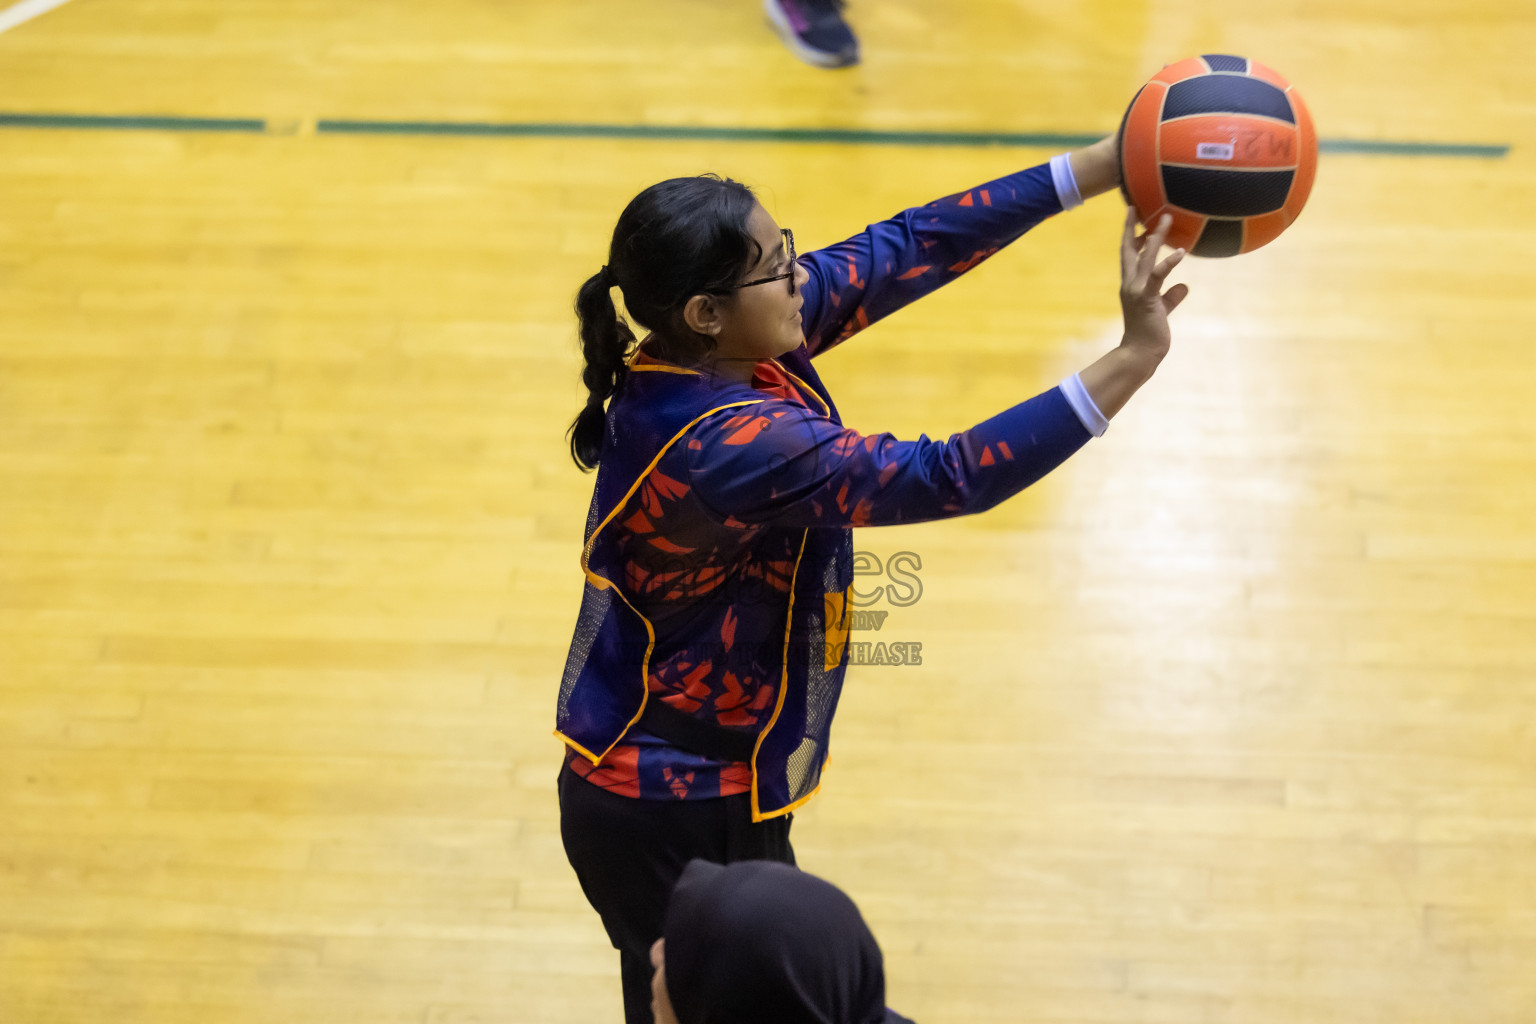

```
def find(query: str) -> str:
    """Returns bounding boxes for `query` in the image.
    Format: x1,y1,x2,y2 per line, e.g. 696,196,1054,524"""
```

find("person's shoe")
764,0,860,69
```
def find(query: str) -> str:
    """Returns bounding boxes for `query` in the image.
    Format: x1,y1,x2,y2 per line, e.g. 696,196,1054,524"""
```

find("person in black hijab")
649,859,915,1024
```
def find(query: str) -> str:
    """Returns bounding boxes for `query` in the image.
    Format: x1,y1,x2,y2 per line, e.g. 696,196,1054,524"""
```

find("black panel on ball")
1163,166,1294,217
1202,54,1250,73
1192,219,1244,258
1163,75,1295,124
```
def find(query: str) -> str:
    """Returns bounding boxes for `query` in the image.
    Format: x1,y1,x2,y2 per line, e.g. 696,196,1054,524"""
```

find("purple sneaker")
764,0,860,69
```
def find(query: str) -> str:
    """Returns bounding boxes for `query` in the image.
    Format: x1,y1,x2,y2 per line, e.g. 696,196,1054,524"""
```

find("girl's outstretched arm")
798,135,1121,358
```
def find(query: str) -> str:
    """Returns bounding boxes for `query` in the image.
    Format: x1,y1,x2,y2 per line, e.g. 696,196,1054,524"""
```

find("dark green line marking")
316,119,1106,149
0,113,267,133
318,120,1509,158
1318,138,1508,159
0,112,1509,158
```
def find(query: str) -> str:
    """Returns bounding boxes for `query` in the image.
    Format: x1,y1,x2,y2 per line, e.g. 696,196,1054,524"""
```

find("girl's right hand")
1119,208,1190,363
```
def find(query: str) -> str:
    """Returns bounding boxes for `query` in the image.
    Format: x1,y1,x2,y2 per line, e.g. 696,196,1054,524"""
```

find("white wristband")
1049,153,1084,212
1059,372,1108,437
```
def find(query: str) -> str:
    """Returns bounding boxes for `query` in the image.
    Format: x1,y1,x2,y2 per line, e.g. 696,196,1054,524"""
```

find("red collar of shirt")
631,339,807,407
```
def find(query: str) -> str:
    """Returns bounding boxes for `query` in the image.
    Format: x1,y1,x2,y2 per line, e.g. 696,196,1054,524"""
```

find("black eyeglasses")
734,229,797,297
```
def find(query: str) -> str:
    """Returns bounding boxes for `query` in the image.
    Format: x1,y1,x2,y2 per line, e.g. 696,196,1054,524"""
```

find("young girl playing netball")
556,134,1187,1022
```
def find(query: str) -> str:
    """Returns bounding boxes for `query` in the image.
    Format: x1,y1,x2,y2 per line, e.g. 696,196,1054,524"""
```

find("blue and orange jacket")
556,159,1101,821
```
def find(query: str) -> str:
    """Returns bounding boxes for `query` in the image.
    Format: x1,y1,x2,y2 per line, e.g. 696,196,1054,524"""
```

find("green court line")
316,120,1108,149
317,120,1510,158
1317,138,1508,158
0,112,267,132
0,111,1509,158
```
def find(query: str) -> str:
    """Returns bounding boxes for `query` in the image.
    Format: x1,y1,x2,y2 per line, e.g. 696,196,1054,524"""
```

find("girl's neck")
645,334,761,384
704,356,759,384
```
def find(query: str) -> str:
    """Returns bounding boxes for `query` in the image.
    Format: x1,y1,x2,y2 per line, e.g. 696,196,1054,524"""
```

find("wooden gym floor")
1,1,1533,1022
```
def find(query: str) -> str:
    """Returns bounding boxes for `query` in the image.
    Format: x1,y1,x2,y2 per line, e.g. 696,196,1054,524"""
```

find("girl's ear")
682,293,725,337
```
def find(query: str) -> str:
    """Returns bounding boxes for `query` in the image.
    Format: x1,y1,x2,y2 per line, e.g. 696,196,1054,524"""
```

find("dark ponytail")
568,266,636,471
567,174,761,471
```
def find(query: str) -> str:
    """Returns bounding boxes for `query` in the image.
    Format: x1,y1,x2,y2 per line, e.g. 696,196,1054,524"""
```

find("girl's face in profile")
704,203,809,376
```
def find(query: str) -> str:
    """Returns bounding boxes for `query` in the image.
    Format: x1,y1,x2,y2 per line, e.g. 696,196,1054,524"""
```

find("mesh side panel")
802,587,838,738
781,530,854,804
785,736,822,799
558,581,612,723
561,484,614,724
821,534,850,594
584,489,603,542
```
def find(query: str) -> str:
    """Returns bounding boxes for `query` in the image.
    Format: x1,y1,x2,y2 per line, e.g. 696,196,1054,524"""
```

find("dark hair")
663,859,896,1024
568,175,761,471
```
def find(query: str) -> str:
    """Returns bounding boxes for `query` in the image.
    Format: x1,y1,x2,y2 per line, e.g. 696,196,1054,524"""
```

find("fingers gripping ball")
1117,54,1317,257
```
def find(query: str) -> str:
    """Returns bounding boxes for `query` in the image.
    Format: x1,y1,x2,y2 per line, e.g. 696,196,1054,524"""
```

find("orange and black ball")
1119,54,1317,257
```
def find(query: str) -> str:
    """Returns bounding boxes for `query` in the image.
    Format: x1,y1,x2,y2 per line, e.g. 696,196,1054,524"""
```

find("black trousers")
557,761,796,1024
